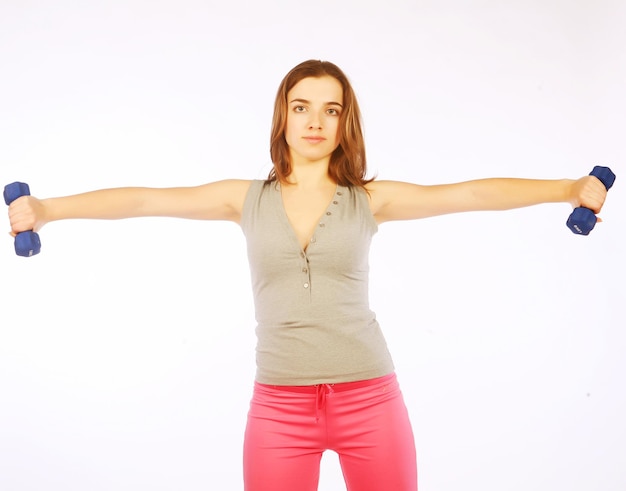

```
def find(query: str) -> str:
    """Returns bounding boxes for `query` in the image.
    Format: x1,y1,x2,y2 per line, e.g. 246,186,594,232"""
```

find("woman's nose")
308,112,322,129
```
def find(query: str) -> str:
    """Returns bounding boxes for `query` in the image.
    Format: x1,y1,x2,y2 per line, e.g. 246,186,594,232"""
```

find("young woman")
7,60,608,491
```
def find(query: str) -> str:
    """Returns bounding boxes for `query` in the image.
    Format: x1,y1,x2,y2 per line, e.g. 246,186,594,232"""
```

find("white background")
1,1,625,490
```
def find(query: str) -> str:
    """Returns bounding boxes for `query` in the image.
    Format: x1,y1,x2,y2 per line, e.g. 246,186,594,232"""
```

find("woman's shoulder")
239,179,277,209
362,179,394,210
203,178,256,201
363,179,423,222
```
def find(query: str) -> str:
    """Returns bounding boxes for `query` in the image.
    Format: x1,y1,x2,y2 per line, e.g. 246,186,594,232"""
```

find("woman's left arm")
366,176,608,223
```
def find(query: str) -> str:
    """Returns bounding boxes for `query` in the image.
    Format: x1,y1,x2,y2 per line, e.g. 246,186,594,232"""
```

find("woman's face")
284,75,344,167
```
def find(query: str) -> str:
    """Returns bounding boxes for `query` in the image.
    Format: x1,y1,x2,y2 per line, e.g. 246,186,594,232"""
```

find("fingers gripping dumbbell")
4,182,42,257
566,166,616,235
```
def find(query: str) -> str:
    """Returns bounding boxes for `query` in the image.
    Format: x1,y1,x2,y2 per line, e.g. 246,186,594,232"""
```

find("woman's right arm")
8,179,253,235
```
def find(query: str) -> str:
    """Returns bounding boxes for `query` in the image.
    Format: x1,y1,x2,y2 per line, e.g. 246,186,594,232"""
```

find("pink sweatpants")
243,373,417,491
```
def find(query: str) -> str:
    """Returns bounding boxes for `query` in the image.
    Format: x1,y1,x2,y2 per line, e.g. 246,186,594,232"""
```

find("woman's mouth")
303,136,326,144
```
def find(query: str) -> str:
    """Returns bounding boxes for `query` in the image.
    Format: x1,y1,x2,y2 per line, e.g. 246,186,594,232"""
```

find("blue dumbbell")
4,182,42,257
566,166,616,235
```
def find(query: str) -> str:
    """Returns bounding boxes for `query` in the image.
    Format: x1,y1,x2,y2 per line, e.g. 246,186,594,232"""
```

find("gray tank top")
240,180,395,385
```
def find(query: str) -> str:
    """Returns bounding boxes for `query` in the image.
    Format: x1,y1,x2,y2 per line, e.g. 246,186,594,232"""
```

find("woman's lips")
303,136,326,143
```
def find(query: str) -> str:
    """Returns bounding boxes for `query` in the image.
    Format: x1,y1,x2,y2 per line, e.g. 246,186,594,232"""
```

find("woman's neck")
285,160,335,189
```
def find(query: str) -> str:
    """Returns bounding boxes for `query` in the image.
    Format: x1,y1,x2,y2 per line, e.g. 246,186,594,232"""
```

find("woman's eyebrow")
289,98,343,108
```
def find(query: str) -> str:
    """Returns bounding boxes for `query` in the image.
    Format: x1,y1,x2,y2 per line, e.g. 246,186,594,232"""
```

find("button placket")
317,186,341,234
300,186,343,291
302,254,311,289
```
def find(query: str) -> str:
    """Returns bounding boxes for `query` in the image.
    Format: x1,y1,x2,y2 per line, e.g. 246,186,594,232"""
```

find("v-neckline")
276,182,339,253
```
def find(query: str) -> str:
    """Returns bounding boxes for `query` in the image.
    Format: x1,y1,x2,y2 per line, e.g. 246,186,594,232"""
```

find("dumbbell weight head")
14,231,42,257
590,166,616,190
4,181,42,257
566,207,597,235
3,182,31,206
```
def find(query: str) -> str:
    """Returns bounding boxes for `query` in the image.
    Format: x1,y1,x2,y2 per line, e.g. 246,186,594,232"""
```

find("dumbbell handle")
566,166,616,235
4,182,42,257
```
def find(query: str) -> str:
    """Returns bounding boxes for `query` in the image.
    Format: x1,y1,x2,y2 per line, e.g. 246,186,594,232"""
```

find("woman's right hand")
8,195,47,236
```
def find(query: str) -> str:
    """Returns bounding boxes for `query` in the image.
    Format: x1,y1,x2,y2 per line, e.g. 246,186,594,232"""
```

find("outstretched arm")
8,179,252,235
366,176,608,223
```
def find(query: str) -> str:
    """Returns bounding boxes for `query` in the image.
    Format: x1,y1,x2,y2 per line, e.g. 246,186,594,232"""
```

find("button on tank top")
240,180,395,385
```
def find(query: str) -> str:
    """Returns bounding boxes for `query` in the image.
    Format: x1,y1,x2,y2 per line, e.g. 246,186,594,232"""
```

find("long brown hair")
268,60,373,187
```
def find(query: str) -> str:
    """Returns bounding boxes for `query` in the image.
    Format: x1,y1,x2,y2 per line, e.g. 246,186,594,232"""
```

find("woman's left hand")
568,175,608,213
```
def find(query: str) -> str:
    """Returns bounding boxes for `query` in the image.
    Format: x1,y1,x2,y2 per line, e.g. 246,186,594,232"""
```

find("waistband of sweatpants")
255,372,396,394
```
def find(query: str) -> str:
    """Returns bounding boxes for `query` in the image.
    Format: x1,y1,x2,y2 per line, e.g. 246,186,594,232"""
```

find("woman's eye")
327,108,339,116
294,105,306,112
